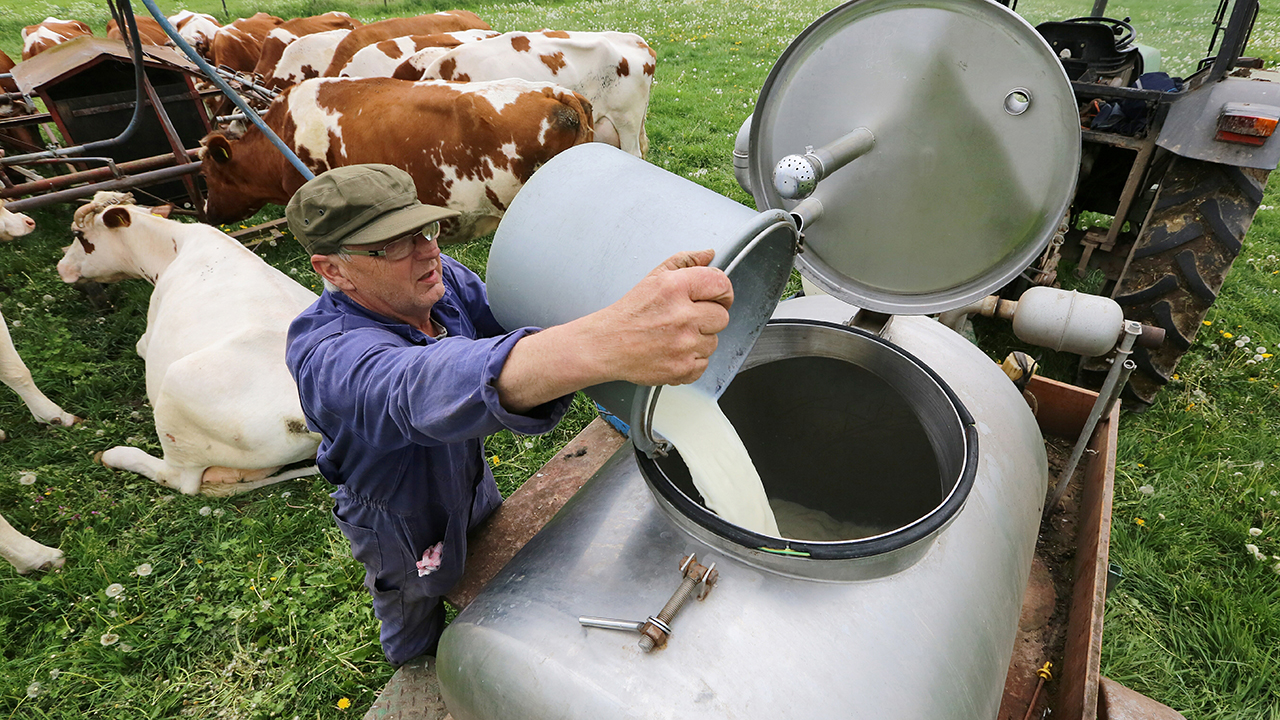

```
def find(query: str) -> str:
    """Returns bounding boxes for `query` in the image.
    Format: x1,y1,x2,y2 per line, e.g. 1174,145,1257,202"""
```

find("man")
284,164,733,665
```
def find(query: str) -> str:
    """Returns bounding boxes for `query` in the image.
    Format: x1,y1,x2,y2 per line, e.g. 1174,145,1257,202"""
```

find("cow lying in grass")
199,77,595,244
57,192,321,496
0,200,69,575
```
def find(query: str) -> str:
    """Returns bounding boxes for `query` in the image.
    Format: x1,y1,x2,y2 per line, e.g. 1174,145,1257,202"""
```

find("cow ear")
102,206,132,229
152,204,174,218
205,134,233,164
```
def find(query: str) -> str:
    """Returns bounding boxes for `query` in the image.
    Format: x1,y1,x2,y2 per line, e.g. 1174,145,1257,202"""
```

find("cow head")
58,192,173,284
0,199,36,241
200,131,282,224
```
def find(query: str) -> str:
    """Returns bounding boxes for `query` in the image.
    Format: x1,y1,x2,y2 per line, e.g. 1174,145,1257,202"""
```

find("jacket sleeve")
297,327,572,448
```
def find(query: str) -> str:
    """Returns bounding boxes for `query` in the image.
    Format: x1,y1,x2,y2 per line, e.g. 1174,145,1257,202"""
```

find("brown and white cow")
398,30,657,157
338,29,496,79
200,77,593,244
211,12,284,73
106,15,170,46
21,17,93,60
251,12,363,84
57,192,321,497
0,52,41,155
169,10,221,59
264,29,352,92
1,201,71,574
321,11,490,77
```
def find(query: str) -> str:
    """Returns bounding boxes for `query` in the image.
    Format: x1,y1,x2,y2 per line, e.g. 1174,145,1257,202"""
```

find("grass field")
0,0,1278,718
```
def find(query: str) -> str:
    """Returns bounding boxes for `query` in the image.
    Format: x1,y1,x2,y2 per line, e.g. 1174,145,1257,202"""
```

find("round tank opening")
645,320,973,557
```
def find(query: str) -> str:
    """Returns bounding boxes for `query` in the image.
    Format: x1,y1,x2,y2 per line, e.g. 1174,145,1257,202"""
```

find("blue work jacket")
285,255,572,595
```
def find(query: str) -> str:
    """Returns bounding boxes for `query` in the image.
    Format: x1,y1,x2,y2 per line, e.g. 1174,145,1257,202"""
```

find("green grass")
1,0,1279,717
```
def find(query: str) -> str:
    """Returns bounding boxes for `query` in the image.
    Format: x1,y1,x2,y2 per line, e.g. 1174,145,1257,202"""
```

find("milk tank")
439,0,1083,717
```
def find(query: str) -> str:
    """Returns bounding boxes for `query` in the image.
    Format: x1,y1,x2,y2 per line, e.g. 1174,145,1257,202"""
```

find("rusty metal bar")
67,90,202,119
5,161,202,212
0,112,53,130
0,150,199,199
140,69,204,218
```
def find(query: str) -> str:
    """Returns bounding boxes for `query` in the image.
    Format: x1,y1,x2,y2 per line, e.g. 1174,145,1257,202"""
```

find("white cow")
0,200,77,427
401,30,656,156
0,200,68,575
265,28,351,92
339,29,497,79
169,10,221,59
57,192,321,496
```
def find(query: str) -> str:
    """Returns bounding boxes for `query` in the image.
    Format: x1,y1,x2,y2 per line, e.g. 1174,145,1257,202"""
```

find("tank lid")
748,0,1080,315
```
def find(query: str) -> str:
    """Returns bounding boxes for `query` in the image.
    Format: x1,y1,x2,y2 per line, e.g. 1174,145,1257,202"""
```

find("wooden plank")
1028,374,1100,440
445,417,626,609
362,656,449,720
1058,401,1119,720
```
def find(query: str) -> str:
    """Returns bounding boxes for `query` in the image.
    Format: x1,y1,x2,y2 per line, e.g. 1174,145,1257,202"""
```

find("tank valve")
578,553,718,653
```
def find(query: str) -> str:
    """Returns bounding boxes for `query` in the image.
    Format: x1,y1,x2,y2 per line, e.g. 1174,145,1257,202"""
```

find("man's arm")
495,249,733,413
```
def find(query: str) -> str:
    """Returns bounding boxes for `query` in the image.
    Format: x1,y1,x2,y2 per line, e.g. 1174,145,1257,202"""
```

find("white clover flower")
26,681,41,698
18,472,36,485
1256,550,1268,561
281,491,291,498
198,506,212,516
1274,562,1280,574
212,508,225,517
130,411,141,420
105,583,124,598
1270,255,1277,261
135,563,152,577
1271,490,1279,497
94,429,105,437
100,633,119,646
1210,343,1220,351
118,643,134,652
1249,527,1263,536
1138,484,1155,496
1158,513,1166,520
49,669,60,680
1235,472,1244,476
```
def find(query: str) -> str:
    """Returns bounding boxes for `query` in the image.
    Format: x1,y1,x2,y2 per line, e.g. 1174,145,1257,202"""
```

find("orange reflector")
1216,102,1279,146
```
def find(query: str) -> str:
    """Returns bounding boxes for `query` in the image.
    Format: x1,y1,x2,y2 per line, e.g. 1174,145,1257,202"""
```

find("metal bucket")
486,143,798,450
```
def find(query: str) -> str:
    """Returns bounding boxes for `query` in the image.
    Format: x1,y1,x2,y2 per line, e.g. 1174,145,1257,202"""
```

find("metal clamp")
579,553,719,653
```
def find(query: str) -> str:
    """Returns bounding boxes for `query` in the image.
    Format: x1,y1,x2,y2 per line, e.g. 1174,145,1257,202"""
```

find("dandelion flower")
198,506,211,516
212,508,225,517
1236,339,1247,348
105,583,124,598
337,697,352,710
1203,320,1213,326
1258,347,1267,354
1138,484,1155,496
1135,517,1146,526
118,643,134,652
1243,335,1252,343
1254,354,1264,362
490,456,500,467
100,633,119,646
26,682,41,698
49,669,60,680
1210,343,1219,351
135,563,152,577
1224,332,1234,338
1158,513,1166,520
1274,562,1280,574
1246,359,1256,365
1249,527,1263,536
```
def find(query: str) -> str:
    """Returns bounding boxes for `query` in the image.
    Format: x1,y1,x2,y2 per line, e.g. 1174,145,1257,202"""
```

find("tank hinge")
845,308,893,337
578,553,719,653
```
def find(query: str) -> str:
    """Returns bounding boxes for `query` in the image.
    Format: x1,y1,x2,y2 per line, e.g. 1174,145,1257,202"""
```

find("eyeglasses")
347,222,440,262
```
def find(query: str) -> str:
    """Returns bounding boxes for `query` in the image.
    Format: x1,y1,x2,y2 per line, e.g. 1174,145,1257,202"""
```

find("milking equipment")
438,1,1145,717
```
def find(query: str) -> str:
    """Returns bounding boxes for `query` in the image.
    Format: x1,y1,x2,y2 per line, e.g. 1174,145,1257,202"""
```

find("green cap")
285,164,458,255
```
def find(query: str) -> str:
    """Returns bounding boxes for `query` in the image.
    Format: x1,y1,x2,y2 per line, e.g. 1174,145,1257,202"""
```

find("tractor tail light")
1215,102,1279,146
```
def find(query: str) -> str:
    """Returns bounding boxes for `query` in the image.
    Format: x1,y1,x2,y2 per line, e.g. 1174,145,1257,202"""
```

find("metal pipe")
1047,321,1142,510
0,150,198,199
5,162,202,212
1208,0,1256,83
139,68,203,217
0,0,149,167
136,0,315,180
1089,0,1108,17
577,617,644,633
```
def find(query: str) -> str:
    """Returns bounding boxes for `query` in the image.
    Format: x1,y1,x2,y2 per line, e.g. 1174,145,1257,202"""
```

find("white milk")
651,384,780,536
770,498,882,542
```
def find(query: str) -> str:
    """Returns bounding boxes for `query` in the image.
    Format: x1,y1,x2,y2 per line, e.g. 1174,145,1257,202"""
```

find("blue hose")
132,0,315,180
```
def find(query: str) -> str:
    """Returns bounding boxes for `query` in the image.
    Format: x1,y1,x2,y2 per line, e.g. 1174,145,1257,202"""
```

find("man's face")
314,227,446,328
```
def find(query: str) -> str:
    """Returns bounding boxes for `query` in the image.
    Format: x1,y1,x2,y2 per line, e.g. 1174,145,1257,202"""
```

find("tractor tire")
1094,157,1269,406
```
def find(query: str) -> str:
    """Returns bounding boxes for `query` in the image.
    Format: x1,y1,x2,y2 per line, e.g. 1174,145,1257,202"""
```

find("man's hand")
495,250,734,412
